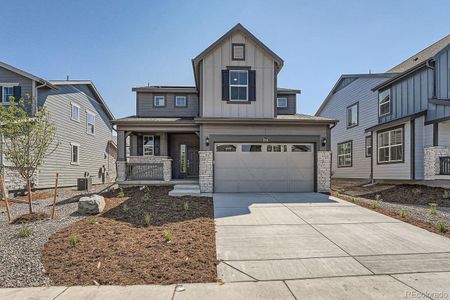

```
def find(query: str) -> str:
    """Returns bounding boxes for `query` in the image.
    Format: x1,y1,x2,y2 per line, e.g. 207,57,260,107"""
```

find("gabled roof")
0,60,57,89
132,86,198,93
315,73,397,116
387,34,450,73
49,80,115,120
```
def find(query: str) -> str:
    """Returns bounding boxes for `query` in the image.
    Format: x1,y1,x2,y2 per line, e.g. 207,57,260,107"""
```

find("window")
175,96,187,107
379,89,391,116
377,127,403,163
267,144,287,152
277,98,288,108
2,86,14,103
71,143,80,164
365,136,372,157
154,95,165,107
337,141,352,167
241,145,262,152
71,103,80,122
86,111,95,135
292,145,312,152
232,43,245,60
143,135,154,156
347,103,358,128
216,144,236,152
229,70,248,101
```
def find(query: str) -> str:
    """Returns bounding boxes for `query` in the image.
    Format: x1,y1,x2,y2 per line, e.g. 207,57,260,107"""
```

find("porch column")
116,130,127,182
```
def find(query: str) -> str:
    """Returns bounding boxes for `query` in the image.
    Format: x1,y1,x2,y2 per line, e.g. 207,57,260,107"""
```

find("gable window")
175,96,187,107
232,43,245,60
71,143,80,165
365,136,372,157
347,103,359,128
154,95,165,107
379,89,391,117
229,70,248,101
71,103,80,122
143,135,154,156
2,86,15,103
277,97,288,108
337,141,352,167
377,126,403,163
86,111,95,135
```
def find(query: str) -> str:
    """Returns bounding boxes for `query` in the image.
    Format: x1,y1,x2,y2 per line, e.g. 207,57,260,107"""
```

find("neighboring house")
0,61,116,192
113,23,336,193
317,34,450,182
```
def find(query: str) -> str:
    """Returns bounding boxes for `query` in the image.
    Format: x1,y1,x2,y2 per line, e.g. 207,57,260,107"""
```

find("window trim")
378,89,391,117
143,135,155,156
377,125,404,164
365,135,372,158
70,102,80,122
153,95,166,107
346,102,359,128
337,140,353,168
86,110,96,135
174,95,188,107
229,70,248,101
1,84,17,104
70,142,80,165
276,97,288,108
232,43,245,61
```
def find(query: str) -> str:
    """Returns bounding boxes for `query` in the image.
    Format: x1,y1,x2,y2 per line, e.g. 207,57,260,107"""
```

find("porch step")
169,184,201,197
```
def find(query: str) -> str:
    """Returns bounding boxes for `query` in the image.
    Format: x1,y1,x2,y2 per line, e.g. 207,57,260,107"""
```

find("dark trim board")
410,119,415,180
366,110,427,133
433,123,439,146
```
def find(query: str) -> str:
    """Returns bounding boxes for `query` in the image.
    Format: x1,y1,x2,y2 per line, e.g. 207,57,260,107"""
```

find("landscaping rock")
78,195,105,214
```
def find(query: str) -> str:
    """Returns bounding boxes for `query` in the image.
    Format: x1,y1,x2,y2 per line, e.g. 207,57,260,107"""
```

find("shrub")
371,201,378,209
69,234,78,247
412,188,421,195
116,188,125,198
429,203,437,215
86,217,98,224
436,221,448,233
122,204,129,213
351,197,356,203
183,201,189,211
375,194,382,202
399,208,406,218
144,213,152,226
17,227,32,238
163,229,173,242
443,191,450,199
336,191,340,197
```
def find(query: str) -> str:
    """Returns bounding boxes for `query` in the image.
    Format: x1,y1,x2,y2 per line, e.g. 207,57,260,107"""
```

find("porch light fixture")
322,137,327,147
205,137,210,147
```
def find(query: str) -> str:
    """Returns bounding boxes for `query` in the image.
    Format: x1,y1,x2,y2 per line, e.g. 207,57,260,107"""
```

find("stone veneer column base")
424,146,450,180
116,161,126,182
199,151,213,193
317,151,331,193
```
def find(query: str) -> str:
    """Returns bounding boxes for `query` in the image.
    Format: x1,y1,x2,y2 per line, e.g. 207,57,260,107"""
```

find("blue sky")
2,0,449,118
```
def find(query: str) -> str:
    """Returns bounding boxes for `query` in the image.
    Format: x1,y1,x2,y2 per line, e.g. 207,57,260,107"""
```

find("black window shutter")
248,70,256,101
13,86,21,101
154,136,160,156
222,70,229,100
137,136,143,156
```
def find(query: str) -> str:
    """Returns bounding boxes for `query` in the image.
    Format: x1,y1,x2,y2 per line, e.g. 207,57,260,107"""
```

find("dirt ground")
42,186,218,286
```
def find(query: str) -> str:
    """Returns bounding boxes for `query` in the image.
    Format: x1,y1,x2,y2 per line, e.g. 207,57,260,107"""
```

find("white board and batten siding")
201,32,275,118
37,84,114,188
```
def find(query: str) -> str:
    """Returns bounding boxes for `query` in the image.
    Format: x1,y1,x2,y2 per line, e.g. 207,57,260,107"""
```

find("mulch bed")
11,212,50,224
349,184,450,207
334,192,450,238
42,186,217,286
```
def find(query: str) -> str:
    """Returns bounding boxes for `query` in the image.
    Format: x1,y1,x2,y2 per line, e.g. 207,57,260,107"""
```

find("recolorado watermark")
405,291,448,299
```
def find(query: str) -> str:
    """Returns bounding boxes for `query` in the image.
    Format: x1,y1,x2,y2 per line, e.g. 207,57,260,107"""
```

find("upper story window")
229,70,248,101
175,96,187,107
86,110,95,135
2,86,15,103
379,89,391,117
154,95,166,107
377,126,403,163
143,135,154,156
277,97,288,108
347,102,358,128
71,102,80,122
337,141,352,168
232,43,245,60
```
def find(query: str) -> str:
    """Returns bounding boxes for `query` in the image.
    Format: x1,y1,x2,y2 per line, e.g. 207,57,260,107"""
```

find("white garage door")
214,143,315,193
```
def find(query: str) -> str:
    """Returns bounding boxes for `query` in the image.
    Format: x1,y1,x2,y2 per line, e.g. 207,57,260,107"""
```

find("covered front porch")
113,117,200,184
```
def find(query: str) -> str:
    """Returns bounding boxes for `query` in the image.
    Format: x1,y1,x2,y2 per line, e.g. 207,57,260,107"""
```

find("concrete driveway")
214,193,450,299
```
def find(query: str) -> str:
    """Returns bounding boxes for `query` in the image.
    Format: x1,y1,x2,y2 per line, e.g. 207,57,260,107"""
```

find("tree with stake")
0,97,58,214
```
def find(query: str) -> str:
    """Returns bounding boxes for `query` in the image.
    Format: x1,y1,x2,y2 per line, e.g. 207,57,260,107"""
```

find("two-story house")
316,34,450,182
0,61,116,193
113,24,336,193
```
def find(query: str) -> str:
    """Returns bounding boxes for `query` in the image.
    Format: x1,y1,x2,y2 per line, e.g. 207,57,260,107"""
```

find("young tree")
0,97,58,213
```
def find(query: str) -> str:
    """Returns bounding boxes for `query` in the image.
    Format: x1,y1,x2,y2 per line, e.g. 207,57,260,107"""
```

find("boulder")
78,194,105,214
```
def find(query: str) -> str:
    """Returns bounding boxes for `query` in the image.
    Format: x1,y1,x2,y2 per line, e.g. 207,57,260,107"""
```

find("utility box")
77,177,92,191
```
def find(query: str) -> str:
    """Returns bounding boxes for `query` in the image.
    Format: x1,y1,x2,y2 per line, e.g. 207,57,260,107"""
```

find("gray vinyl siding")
413,116,434,180
136,92,199,117
201,31,275,118
0,66,33,113
438,120,450,146
36,84,114,188
276,94,296,115
436,46,450,100
319,77,391,179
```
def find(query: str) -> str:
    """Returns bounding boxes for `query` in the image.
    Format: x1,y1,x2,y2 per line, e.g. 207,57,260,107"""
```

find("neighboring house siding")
276,94,296,115
0,66,33,98
136,92,199,117
438,120,450,146
37,84,114,188
319,77,390,179
201,31,275,118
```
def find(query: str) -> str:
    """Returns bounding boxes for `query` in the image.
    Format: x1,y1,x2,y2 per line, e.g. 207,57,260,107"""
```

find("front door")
169,133,200,179
187,146,199,177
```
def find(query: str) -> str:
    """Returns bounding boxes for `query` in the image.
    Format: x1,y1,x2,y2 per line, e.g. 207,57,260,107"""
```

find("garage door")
214,143,315,193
